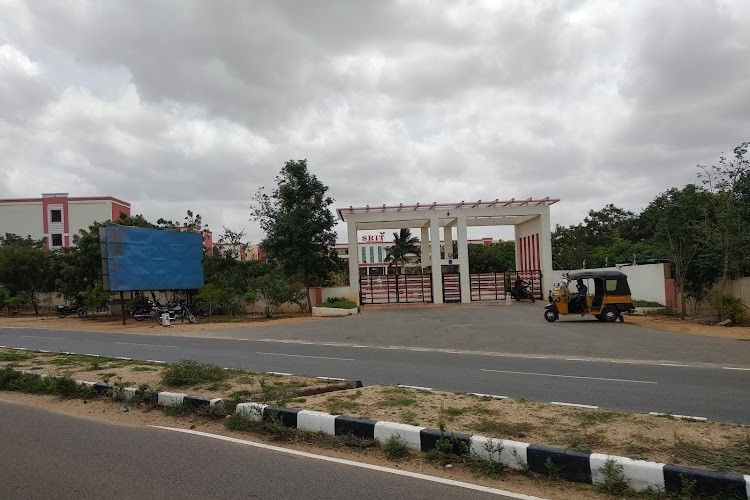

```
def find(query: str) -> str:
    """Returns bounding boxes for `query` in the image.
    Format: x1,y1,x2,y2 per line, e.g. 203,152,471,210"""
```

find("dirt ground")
2,348,747,476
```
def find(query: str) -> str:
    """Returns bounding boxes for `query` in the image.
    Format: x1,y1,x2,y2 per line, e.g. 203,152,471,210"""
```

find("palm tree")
385,228,421,274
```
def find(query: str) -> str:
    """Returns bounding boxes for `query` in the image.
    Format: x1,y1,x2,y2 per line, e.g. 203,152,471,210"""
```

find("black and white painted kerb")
235,402,750,499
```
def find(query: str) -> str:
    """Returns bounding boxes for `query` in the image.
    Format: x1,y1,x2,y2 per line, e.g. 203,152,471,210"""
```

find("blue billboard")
100,225,204,291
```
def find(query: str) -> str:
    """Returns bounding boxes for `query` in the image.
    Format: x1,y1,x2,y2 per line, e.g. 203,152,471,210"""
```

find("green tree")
697,141,750,285
252,159,338,312
467,241,516,273
0,234,54,314
253,267,307,318
385,228,421,274
640,185,715,318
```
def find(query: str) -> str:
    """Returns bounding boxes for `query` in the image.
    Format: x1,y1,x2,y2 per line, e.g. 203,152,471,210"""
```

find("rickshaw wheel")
602,306,619,322
544,310,558,322
594,314,604,321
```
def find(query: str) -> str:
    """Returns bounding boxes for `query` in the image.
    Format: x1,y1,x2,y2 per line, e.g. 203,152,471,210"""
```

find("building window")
51,234,63,247
370,246,375,263
377,246,383,263
50,209,62,223
361,247,366,263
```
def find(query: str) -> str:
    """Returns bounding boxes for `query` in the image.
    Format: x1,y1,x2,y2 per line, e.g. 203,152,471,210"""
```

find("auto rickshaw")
544,270,635,322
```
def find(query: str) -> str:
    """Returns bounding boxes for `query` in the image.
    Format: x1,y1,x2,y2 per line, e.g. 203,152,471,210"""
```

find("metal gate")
470,272,507,301
470,270,543,301
508,270,543,299
359,274,433,304
442,273,462,303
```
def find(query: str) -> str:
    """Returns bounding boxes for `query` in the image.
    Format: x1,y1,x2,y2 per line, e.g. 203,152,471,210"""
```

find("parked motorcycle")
131,300,162,321
56,303,88,318
132,300,196,324
510,283,536,302
163,300,197,324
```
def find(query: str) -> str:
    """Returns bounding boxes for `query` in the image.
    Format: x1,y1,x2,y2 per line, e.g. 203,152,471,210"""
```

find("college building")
0,193,131,249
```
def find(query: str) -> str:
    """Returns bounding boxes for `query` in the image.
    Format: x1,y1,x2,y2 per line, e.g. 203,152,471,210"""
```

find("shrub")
382,435,409,460
317,299,357,309
161,360,231,386
710,293,748,325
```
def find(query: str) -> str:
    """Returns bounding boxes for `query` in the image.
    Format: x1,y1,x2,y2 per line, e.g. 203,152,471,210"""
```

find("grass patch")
472,418,535,438
377,388,418,407
575,409,620,426
633,300,664,308
205,382,232,392
0,352,33,362
0,367,96,398
382,435,409,460
161,360,231,386
441,407,466,420
401,410,419,426
132,366,158,372
669,434,750,473
323,396,361,414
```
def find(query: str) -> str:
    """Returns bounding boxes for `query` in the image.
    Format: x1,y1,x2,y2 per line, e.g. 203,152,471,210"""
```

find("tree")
253,267,307,318
640,185,714,318
252,159,338,312
0,234,54,314
467,241,515,273
384,228,421,274
697,141,750,285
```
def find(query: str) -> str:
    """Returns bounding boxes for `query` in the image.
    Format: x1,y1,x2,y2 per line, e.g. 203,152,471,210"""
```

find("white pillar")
430,216,443,304
420,224,430,271
539,207,553,296
444,222,454,259
347,222,360,303
456,215,470,303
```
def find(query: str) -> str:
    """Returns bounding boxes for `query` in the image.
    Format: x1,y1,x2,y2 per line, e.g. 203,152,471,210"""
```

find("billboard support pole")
120,292,126,325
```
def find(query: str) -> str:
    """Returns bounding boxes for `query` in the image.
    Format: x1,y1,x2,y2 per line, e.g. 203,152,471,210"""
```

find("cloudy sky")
1,0,748,243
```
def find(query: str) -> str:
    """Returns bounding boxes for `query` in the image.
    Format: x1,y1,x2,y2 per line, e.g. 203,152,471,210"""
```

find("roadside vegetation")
1,347,747,481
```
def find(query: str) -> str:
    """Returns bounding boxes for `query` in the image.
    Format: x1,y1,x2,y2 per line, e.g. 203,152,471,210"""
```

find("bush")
161,360,231,386
382,435,409,460
710,293,748,325
317,300,357,309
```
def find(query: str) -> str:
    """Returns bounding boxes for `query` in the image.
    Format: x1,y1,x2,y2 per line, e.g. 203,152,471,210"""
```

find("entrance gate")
471,270,543,301
470,272,507,301
442,273,462,303
359,274,433,304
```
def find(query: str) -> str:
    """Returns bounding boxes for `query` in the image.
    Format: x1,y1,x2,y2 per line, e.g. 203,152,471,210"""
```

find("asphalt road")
2,311,749,423
0,400,529,500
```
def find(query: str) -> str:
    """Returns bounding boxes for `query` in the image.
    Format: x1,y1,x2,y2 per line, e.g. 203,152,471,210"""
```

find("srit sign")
361,234,385,242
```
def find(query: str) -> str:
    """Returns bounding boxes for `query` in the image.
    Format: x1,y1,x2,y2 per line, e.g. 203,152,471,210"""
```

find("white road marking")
481,368,657,384
550,402,599,409
146,360,167,364
268,372,294,376
649,412,707,421
256,352,355,361
150,426,545,499
116,342,177,348
660,363,688,367
723,366,750,371
19,335,64,340
565,358,591,362
317,376,347,381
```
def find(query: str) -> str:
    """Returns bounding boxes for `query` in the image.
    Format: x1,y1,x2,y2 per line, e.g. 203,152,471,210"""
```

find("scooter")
510,283,536,302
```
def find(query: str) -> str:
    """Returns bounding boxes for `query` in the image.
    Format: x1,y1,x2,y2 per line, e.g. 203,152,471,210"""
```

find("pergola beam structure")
339,198,557,305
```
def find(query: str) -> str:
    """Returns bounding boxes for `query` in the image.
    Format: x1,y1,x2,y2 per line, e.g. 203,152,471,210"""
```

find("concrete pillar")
347,221,360,303
539,207,553,296
444,222,454,259
430,216,443,303
456,215,470,303
420,224,430,271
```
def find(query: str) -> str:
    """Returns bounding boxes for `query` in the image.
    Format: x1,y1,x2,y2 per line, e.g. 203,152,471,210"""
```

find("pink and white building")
0,193,130,249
